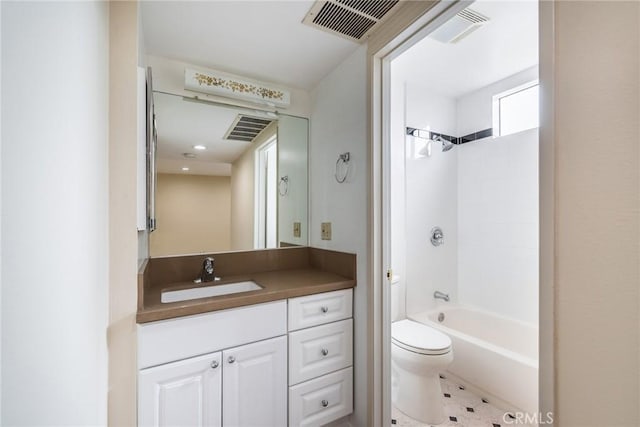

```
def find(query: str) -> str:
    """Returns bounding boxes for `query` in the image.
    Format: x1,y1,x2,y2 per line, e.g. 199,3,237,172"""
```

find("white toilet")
390,277,454,423
391,319,453,424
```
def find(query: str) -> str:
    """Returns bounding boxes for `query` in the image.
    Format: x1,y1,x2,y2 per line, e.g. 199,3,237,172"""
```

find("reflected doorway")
256,137,278,249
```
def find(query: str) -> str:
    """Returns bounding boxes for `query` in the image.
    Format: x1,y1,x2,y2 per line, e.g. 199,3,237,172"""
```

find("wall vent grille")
224,115,274,142
303,0,400,42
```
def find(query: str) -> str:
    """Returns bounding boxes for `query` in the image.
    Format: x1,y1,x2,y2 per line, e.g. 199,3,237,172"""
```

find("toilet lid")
392,319,452,355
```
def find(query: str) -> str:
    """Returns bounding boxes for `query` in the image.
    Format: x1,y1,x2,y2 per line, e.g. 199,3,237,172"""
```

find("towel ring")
335,152,350,183
279,176,289,196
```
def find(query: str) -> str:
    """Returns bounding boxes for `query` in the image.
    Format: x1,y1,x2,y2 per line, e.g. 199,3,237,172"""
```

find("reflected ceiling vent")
428,8,490,44
224,115,274,142
302,0,400,42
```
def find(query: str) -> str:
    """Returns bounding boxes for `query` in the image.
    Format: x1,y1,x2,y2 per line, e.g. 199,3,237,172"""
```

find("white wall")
309,45,368,426
1,2,109,425
552,2,639,424
457,129,539,324
405,81,457,136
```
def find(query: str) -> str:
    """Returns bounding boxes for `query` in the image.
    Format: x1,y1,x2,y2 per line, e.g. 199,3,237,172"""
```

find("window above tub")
492,81,539,137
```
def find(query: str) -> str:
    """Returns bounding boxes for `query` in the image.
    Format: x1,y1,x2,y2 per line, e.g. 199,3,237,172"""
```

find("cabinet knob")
321,348,329,356
321,400,329,408
227,356,236,364
210,360,219,369
320,306,329,313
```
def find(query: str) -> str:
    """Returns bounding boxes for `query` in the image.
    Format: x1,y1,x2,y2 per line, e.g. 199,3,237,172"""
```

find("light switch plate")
293,222,301,238
321,222,332,240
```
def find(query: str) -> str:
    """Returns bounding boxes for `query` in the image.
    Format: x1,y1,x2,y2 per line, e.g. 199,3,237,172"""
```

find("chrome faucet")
195,257,219,283
433,291,450,302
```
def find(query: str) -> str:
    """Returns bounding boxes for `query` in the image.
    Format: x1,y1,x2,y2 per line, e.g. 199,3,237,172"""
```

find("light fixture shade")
185,68,291,108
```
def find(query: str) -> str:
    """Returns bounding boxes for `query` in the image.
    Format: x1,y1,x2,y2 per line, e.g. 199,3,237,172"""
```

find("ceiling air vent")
428,7,490,44
303,0,400,42
224,115,274,142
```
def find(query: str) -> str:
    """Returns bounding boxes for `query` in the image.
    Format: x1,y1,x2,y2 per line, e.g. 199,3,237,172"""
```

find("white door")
139,352,222,427
223,336,287,427
255,138,278,249
264,141,278,248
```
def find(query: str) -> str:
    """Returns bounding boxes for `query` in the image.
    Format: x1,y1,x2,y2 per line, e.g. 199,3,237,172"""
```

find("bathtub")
410,305,538,414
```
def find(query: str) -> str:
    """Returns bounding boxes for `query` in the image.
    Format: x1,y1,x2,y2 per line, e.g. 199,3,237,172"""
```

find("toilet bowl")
391,319,453,425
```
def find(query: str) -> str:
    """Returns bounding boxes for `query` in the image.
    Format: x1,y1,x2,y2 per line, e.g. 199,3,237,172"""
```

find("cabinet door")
223,336,287,427
139,352,222,427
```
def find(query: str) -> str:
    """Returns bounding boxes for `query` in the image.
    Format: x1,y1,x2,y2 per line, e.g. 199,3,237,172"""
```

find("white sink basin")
161,281,262,303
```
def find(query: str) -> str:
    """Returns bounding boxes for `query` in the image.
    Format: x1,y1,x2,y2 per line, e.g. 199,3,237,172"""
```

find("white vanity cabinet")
287,289,354,427
137,289,354,427
138,301,287,427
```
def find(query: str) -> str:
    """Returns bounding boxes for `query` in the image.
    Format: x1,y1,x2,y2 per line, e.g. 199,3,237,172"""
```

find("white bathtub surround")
457,128,539,325
410,305,538,414
393,79,460,317
392,69,539,324
391,375,536,427
404,131,459,315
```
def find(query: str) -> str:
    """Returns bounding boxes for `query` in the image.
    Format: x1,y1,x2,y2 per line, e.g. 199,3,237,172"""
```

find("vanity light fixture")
185,68,291,108
193,145,206,150
181,167,190,171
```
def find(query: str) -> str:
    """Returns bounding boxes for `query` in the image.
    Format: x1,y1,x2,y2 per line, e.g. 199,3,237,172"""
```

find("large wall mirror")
149,91,308,256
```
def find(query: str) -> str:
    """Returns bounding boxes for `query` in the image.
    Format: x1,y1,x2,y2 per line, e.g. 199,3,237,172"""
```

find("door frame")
367,1,555,425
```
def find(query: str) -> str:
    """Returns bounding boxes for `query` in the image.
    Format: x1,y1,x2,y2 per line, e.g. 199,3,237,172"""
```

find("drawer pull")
210,360,219,369
321,399,329,408
227,356,236,364
320,306,329,314
320,348,329,356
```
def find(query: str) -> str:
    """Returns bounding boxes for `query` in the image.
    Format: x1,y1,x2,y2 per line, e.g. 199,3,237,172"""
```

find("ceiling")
145,1,538,176
392,0,538,98
154,92,275,176
141,1,361,90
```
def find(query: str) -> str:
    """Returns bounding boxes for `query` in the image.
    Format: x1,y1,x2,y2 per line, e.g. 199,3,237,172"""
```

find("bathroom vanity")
136,247,356,427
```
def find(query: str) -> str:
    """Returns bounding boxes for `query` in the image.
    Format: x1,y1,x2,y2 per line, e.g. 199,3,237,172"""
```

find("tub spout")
434,291,450,302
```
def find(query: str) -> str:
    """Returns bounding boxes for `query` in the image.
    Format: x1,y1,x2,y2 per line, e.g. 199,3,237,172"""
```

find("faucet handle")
203,257,214,274
430,227,444,246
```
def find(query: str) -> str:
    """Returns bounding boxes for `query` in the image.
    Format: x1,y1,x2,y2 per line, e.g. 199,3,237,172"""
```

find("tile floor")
391,375,534,427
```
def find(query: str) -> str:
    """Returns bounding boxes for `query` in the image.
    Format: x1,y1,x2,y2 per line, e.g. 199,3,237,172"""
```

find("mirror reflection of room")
147,59,308,257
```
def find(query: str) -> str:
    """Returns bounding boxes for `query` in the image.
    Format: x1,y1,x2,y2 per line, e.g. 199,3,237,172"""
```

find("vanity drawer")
289,318,353,385
288,289,352,331
289,367,353,427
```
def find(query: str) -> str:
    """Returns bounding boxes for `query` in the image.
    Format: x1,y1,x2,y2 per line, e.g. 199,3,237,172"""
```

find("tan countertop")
137,247,356,323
